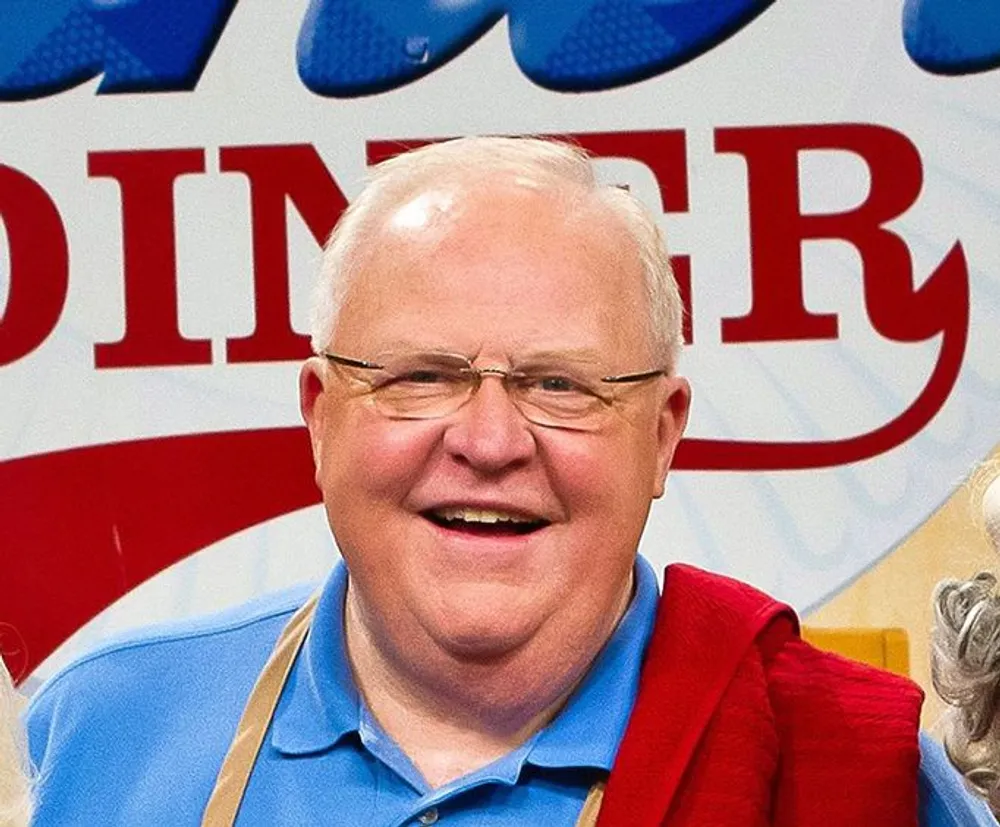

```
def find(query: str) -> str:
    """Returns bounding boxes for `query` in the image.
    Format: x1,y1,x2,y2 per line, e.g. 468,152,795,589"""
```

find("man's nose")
441,373,536,472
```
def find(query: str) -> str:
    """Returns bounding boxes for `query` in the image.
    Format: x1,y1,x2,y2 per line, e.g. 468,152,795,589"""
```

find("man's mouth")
423,506,550,536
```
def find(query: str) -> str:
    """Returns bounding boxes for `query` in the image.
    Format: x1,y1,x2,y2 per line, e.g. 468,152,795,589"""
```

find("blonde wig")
931,463,1000,816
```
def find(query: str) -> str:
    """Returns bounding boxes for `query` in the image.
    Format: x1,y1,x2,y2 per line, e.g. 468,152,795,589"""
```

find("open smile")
422,506,550,537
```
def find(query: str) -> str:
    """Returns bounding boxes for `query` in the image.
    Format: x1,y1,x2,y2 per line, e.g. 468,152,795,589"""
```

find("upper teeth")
436,507,533,524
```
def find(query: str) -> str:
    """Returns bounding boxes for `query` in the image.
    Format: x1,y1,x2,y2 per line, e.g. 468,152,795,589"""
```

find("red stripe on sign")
0,427,319,680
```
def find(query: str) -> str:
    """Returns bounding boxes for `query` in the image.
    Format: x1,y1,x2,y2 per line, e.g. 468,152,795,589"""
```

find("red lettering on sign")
0,165,69,365
716,124,934,344
674,124,969,470
90,148,211,368
220,144,349,363
0,128,974,678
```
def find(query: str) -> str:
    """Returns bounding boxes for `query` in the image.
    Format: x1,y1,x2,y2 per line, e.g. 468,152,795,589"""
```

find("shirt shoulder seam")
31,593,306,703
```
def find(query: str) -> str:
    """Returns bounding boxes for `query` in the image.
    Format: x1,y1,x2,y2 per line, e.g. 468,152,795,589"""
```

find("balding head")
310,136,684,372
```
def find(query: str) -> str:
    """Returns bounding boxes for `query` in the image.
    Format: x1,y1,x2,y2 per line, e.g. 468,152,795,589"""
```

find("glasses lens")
371,352,472,419
352,351,617,429
509,369,608,430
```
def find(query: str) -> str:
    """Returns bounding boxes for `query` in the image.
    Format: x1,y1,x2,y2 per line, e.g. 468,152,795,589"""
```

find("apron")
202,596,606,827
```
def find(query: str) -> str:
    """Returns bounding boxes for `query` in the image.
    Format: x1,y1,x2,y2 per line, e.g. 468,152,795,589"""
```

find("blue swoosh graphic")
903,0,1000,75
298,0,774,96
0,0,237,100
0,1,996,100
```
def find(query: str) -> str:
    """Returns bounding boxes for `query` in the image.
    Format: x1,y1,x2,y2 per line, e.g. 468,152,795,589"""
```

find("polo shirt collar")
270,556,660,767
270,562,358,754
527,555,659,771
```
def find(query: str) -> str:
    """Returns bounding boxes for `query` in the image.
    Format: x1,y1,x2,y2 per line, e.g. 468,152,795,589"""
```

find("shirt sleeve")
919,732,998,826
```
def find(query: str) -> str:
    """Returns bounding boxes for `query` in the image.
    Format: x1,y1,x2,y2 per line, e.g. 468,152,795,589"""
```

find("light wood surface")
806,448,1000,730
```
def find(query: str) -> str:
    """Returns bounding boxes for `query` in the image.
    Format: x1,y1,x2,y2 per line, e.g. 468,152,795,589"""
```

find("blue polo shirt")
26,559,657,826
26,557,993,826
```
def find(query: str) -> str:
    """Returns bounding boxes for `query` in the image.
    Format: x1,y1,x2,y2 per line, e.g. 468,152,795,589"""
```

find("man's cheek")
349,424,440,497
544,438,619,499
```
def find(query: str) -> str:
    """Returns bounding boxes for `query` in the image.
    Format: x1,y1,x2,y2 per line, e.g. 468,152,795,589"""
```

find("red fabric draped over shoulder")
597,564,923,827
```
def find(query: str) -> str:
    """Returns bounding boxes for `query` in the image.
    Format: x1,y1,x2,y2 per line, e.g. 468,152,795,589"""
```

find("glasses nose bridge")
464,364,519,407
475,365,511,383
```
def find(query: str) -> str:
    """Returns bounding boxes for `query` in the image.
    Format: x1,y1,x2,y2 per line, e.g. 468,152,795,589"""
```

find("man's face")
301,179,689,667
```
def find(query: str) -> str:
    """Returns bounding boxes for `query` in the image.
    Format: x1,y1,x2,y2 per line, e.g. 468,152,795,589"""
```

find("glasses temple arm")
600,369,666,385
322,353,384,371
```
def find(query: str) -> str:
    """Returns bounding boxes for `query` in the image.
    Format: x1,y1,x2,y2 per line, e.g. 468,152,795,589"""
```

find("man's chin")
428,614,539,664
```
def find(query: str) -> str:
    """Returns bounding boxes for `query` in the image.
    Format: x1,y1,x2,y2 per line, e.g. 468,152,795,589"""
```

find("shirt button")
417,808,439,825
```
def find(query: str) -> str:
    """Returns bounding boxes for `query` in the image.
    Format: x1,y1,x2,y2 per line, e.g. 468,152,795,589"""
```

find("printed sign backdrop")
2,0,999,682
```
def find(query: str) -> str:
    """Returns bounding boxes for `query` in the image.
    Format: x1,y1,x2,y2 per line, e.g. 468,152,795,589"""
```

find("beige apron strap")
201,591,605,827
201,594,319,827
575,780,606,827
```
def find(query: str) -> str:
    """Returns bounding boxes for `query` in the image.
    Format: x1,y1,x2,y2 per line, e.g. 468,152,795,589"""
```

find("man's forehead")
370,178,613,261
344,174,639,296
334,199,648,354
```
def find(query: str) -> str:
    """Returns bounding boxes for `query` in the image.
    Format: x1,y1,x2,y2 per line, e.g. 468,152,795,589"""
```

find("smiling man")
25,137,993,826
296,141,689,796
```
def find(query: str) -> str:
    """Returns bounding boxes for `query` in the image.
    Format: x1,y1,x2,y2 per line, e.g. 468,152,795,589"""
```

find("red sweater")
598,564,923,827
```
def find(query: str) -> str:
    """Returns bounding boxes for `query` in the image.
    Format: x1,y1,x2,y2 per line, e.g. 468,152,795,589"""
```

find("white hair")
309,136,684,371
0,661,33,827
931,463,1000,817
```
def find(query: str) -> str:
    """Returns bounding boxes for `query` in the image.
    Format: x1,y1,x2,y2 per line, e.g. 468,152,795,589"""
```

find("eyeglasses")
322,350,666,431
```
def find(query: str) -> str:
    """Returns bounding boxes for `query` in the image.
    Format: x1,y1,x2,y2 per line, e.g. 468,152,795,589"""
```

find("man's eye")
400,370,449,384
534,375,585,394
375,368,464,389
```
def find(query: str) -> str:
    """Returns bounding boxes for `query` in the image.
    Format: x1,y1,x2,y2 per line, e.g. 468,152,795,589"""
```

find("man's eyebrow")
513,348,603,364
367,339,461,353
361,343,605,362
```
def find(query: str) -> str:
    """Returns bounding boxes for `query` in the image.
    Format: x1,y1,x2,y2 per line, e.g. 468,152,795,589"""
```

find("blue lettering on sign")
903,0,1000,75
0,0,237,100
296,0,775,96
0,0,997,101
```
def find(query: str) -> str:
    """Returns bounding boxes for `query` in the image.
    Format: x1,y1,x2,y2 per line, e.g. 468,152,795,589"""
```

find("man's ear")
652,376,691,499
299,357,329,472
